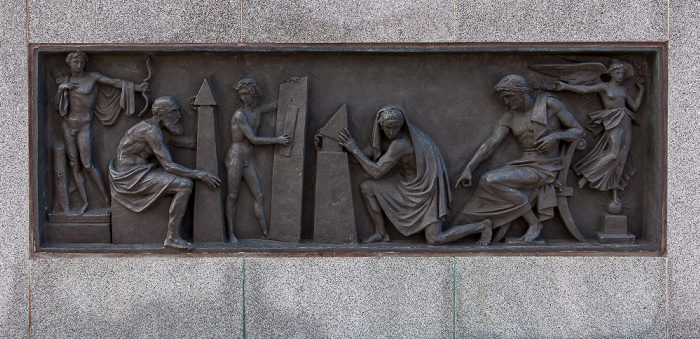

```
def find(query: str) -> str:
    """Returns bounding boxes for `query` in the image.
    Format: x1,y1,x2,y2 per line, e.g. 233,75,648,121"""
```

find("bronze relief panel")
29,44,666,254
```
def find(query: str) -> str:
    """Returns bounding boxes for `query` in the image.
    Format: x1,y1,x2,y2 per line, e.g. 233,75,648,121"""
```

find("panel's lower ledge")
35,239,662,257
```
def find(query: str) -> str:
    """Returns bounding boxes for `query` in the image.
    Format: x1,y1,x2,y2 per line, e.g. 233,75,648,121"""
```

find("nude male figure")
225,78,291,244
56,51,148,214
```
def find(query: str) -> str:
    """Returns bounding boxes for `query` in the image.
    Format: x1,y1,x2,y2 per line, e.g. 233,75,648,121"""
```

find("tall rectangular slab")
268,77,308,243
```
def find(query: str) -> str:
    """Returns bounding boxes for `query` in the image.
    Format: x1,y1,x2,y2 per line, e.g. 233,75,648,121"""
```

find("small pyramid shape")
318,104,347,141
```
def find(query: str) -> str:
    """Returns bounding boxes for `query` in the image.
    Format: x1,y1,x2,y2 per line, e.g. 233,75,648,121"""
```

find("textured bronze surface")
29,44,666,254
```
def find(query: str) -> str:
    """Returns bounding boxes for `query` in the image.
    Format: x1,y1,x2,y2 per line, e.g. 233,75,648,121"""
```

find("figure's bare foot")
519,223,543,243
101,192,110,205
578,177,588,188
78,203,89,215
164,237,196,251
382,233,390,242
229,236,241,245
476,219,493,246
259,222,269,239
362,232,385,243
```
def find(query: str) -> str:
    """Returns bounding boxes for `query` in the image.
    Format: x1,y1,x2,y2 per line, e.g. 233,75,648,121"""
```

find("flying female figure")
531,59,644,212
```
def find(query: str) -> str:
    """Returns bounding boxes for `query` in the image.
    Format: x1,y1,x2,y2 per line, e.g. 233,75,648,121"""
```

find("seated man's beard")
165,120,184,135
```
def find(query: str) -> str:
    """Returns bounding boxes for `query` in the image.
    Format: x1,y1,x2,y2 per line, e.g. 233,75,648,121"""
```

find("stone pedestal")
596,213,636,244
111,199,169,245
45,211,111,244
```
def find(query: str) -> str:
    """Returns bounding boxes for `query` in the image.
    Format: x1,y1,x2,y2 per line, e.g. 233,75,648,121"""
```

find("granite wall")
1,0,697,338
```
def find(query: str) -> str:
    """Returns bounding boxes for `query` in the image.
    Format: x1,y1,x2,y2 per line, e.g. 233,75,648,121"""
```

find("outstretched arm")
555,81,605,95
339,128,410,179
92,72,148,92
456,116,510,187
146,128,220,188
233,111,291,145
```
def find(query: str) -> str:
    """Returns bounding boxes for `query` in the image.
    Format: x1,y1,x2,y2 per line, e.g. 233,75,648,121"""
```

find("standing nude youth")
225,78,291,244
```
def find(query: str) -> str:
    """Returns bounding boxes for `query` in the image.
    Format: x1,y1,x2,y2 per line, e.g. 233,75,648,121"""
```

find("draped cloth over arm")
95,80,136,125
57,78,137,125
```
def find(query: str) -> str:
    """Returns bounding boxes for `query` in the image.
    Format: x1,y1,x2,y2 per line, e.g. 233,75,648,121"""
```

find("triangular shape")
318,104,347,141
193,78,217,106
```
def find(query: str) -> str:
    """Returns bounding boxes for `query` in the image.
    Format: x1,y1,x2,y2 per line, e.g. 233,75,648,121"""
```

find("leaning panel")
29,44,666,255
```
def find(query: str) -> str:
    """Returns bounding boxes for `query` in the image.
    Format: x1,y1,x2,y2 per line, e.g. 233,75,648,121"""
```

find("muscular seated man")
454,75,584,244
109,96,220,250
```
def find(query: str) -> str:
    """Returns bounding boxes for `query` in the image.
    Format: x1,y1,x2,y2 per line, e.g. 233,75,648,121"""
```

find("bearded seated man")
109,96,220,250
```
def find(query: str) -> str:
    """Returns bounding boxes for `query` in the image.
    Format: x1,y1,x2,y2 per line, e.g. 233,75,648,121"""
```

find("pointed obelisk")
192,79,226,243
313,105,357,243
269,77,308,242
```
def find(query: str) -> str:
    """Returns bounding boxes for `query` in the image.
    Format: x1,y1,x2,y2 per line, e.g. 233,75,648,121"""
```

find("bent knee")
252,191,264,203
360,180,374,196
171,177,193,193
482,171,504,187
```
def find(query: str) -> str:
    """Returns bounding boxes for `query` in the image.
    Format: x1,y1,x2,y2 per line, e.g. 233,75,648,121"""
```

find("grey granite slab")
667,0,700,337
9,0,696,337
28,0,240,43
30,257,243,338
456,0,668,42
0,0,30,337
455,257,666,338
242,0,454,43
245,257,452,338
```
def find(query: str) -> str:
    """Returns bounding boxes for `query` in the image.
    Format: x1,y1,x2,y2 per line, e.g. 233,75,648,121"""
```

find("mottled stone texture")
245,258,452,338
28,0,240,43
242,0,454,43
455,257,666,338
2,0,696,337
30,258,243,338
456,0,667,42
0,0,29,337
668,0,700,337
